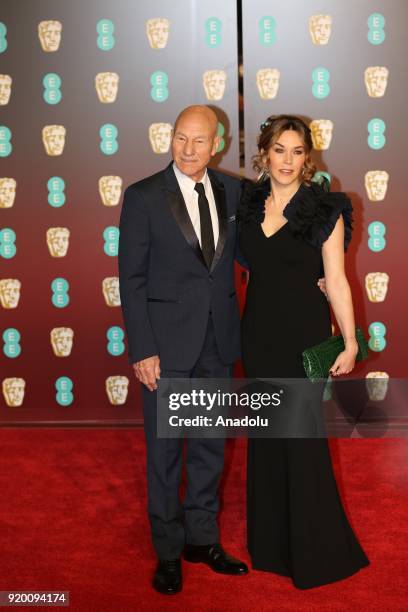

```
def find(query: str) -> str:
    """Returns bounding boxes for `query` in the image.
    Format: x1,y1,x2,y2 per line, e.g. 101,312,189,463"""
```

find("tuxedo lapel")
163,163,207,268
208,169,228,273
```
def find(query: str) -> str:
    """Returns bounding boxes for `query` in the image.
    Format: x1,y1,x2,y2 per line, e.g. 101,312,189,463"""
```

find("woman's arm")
322,216,359,376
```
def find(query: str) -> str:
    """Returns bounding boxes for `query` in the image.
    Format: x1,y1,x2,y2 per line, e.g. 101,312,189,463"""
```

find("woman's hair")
252,115,316,183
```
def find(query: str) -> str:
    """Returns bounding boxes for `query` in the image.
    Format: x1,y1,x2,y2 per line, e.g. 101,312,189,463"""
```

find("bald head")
172,105,221,182
174,105,218,137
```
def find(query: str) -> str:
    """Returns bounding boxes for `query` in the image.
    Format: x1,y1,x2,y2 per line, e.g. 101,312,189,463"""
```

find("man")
118,105,247,595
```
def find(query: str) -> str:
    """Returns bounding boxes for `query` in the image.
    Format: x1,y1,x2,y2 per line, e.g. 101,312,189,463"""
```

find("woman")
239,115,369,589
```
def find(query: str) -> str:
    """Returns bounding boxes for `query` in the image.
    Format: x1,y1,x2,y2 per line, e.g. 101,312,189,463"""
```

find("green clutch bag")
302,328,369,382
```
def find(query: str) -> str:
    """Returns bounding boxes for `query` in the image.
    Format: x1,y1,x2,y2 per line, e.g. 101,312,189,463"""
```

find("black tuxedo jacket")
118,162,242,370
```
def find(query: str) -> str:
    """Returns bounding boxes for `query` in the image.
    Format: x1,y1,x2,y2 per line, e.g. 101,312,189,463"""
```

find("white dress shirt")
173,162,219,248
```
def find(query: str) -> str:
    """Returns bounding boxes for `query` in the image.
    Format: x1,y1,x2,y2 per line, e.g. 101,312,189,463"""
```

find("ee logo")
51,277,70,308
0,126,12,157
103,226,119,256
312,67,330,99
0,228,16,258
368,221,386,252
3,328,21,358
205,17,222,47
107,326,125,356
47,177,66,208
0,22,7,53
97,19,115,51
100,123,118,155
56,376,73,406
367,118,386,150
259,16,276,46
150,71,169,102
312,171,331,187
367,13,385,45
217,122,225,153
43,73,62,104
368,322,386,352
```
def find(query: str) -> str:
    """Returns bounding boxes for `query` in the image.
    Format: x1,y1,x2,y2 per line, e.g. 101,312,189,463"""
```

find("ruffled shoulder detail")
283,182,353,251
237,178,270,225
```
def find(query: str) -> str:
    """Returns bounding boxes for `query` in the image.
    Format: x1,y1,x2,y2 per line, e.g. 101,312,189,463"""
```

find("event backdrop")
0,0,239,424
1,0,406,424
242,0,407,383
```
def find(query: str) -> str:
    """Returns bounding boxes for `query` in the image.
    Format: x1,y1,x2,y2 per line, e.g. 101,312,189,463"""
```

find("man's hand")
133,355,161,392
317,277,328,300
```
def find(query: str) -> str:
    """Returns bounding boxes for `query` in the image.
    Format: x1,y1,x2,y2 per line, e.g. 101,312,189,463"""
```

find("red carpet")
0,430,406,611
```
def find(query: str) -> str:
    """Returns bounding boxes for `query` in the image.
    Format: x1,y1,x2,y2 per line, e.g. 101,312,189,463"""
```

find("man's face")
172,112,219,182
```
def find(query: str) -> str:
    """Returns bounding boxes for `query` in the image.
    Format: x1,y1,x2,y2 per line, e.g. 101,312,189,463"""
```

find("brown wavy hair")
252,115,316,184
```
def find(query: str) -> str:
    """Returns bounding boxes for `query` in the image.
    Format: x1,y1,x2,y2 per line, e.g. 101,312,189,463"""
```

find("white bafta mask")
102,277,120,307
365,272,389,303
365,171,389,202
0,74,12,105
203,70,227,101
42,125,66,156
38,20,62,52
98,176,122,207
146,18,170,49
309,14,332,45
310,119,334,150
95,72,119,103
0,278,21,309
46,227,70,257
365,372,389,401
256,68,280,100
2,377,26,407
364,66,389,98
106,376,129,405
0,177,16,208
50,327,74,357
148,123,172,154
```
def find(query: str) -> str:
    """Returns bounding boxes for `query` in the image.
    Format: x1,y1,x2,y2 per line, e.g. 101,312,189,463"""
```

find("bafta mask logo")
99,175,122,207
46,227,70,257
365,372,389,401
365,272,389,303
38,20,62,52
2,377,25,407
364,66,389,98
0,278,21,309
102,277,120,307
95,72,119,103
365,170,389,202
42,125,66,156
50,327,74,357
0,74,12,105
309,14,332,45
149,123,172,154
106,375,129,405
203,70,227,101
256,68,280,100
310,119,334,150
0,177,16,208
146,18,170,49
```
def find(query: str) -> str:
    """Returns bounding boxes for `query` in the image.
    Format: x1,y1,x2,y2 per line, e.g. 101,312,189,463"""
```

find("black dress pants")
141,314,233,559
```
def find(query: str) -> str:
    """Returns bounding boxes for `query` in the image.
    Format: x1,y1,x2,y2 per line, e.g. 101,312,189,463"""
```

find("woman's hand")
329,339,358,376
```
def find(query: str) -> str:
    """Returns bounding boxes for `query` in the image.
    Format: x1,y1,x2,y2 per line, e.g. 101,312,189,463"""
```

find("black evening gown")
239,180,369,589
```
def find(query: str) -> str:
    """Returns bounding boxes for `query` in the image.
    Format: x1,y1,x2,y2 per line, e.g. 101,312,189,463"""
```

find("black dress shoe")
184,543,248,575
153,558,182,595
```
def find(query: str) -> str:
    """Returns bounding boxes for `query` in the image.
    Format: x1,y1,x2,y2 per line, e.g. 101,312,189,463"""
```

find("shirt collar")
173,162,209,194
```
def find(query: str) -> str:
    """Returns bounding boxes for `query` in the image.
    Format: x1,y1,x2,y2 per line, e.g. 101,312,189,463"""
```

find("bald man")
119,106,247,594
